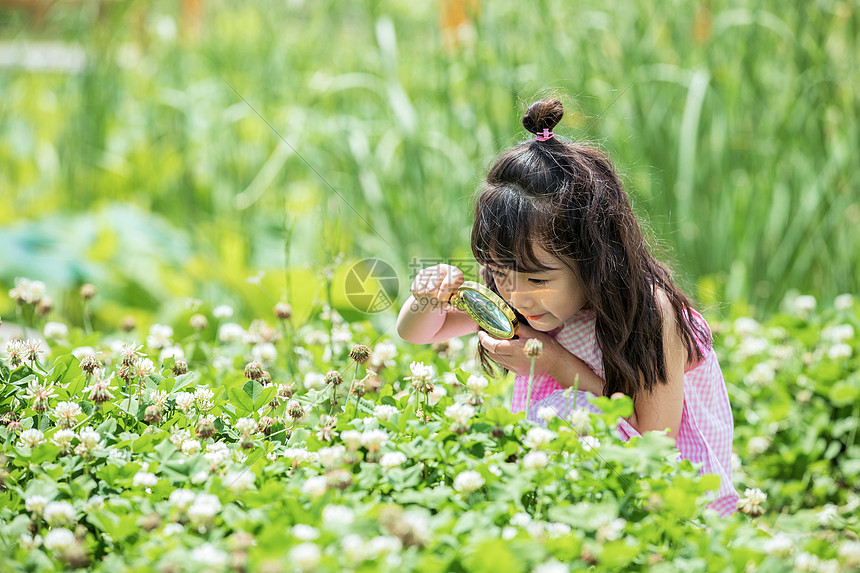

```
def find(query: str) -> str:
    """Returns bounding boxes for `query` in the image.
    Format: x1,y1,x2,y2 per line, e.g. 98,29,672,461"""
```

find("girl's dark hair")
471,98,711,401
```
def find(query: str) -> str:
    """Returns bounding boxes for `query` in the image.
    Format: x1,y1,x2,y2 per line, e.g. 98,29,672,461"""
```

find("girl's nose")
509,288,533,311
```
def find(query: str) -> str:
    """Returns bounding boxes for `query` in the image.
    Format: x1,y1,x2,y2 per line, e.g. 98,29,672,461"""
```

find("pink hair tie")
536,128,554,142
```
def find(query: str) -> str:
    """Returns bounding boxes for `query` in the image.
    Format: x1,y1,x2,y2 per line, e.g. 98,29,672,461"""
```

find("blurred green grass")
0,0,857,324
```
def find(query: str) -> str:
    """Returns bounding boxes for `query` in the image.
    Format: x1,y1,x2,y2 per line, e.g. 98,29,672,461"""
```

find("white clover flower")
524,427,557,450
367,535,402,559
737,487,767,515
181,439,202,456
235,417,256,435
53,404,82,433
317,445,346,468
744,363,775,385
341,533,367,563
444,403,475,425
168,489,196,511
25,495,49,514
822,324,854,343
191,470,209,484
794,552,821,572
51,429,76,451
371,341,397,368
213,305,234,319
408,361,434,382
524,338,543,358
523,451,548,470
19,532,42,550
536,406,556,422
379,451,407,469
763,533,794,557
133,472,158,487
149,390,169,410
426,385,447,406
501,526,517,540
579,435,600,452
465,375,489,393
735,337,770,360
733,317,760,336
596,517,626,543
77,427,101,450
43,528,76,553
360,429,389,452
43,500,76,527
453,470,484,494
568,408,591,433
175,392,195,412
747,436,770,455
793,295,817,318
834,294,854,311
147,324,174,350
340,430,362,451
442,372,459,386
9,277,46,304
545,522,571,537
839,540,860,567
510,512,532,527
251,342,277,367
160,345,185,362
71,346,97,360
190,543,228,567
187,493,222,524
302,475,328,498
322,505,355,527
289,542,321,572
193,388,215,412
331,323,352,345
817,503,838,526
533,560,569,573
224,469,255,493
374,404,399,421
828,343,852,360
291,524,320,540
43,321,69,340
218,322,246,343
19,429,45,448
303,372,325,391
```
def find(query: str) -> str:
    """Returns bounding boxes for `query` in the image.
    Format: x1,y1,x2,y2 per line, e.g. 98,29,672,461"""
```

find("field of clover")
1,279,859,572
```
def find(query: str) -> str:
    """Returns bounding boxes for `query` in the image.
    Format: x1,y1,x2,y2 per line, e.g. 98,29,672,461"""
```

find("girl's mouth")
525,313,546,321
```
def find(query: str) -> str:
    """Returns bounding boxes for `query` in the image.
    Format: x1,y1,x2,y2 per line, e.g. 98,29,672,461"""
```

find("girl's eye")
528,279,547,285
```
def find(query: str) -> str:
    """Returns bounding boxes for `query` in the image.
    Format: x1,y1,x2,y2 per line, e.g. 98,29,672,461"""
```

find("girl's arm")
627,289,686,440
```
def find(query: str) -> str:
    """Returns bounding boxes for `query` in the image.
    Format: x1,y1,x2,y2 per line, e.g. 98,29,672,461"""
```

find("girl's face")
486,246,588,332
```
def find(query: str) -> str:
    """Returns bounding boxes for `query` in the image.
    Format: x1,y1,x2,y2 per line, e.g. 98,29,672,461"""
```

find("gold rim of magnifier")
449,280,518,339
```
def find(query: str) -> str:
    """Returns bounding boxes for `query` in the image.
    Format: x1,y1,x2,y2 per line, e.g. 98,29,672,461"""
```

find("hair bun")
522,99,564,136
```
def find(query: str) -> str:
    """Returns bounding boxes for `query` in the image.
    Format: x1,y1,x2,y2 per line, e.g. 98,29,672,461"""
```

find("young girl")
397,98,738,516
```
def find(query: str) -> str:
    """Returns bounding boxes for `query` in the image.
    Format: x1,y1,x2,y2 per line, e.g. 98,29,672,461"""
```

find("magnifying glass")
448,281,518,339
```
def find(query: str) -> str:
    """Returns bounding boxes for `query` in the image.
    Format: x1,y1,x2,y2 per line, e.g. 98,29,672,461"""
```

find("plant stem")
525,356,536,419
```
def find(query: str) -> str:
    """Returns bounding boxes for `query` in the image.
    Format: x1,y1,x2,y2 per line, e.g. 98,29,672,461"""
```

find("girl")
397,98,738,516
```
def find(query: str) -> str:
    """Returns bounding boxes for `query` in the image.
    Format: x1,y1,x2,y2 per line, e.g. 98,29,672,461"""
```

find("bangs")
470,186,559,273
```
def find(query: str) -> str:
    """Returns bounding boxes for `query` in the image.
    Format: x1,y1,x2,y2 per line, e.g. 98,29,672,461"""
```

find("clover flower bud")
196,415,216,439
287,400,305,421
259,370,272,386
349,344,371,364
79,283,97,301
189,313,208,331
350,380,367,398
120,316,136,332
257,416,275,436
524,338,543,358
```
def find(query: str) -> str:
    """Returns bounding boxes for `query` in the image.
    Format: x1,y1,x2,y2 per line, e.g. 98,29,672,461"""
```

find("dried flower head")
144,405,163,424
349,344,371,364
79,354,102,375
120,316,136,332
244,361,263,381
172,360,188,376
274,302,292,320
324,370,344,387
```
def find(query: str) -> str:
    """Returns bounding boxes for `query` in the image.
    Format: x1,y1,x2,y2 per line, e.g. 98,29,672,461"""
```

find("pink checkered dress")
512,307,739,516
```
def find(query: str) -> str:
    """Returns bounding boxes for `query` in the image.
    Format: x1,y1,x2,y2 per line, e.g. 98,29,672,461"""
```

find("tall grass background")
0,0,857,327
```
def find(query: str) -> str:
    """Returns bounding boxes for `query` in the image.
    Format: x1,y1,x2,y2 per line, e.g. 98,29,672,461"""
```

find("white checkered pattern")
512,307,739,516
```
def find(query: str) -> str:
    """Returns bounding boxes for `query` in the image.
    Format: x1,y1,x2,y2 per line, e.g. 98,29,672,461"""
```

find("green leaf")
229,387,254,414
253,386,277,411
828,379,859,407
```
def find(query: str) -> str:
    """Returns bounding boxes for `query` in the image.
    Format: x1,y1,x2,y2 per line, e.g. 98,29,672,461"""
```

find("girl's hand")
477,323,566,377
410,264,465,313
